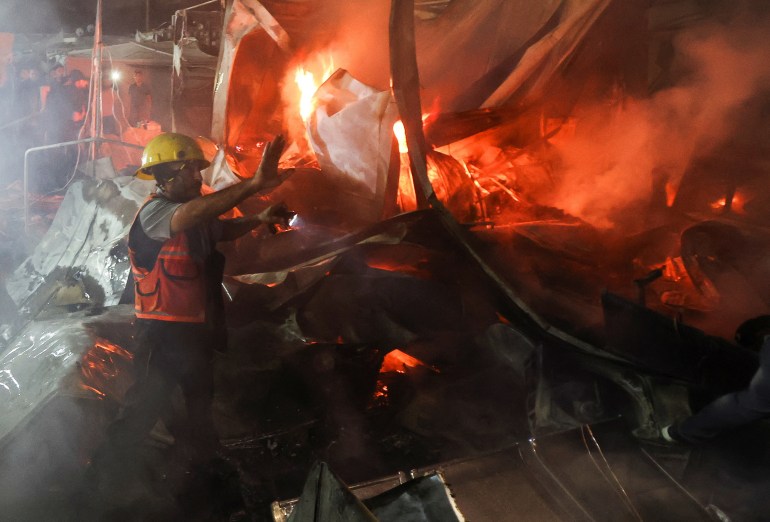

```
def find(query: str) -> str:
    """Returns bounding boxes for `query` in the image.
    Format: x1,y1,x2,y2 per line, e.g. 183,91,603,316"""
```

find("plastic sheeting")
274,421,717,522
308,70,398,205
0,305,135,444
6,177,154,316
482,0,613,108
276,463,463,522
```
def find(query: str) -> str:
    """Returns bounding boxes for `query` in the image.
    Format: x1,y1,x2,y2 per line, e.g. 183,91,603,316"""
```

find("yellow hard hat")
136,133,211,180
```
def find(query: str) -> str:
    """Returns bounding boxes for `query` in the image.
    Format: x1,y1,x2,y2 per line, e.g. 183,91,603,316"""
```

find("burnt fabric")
679,337,770,442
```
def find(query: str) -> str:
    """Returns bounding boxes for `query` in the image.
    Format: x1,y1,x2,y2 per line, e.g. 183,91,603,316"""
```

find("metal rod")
23,138,144,234
178,0,219,13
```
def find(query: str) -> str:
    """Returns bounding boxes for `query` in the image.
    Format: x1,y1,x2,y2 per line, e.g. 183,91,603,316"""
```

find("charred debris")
1,0,770,520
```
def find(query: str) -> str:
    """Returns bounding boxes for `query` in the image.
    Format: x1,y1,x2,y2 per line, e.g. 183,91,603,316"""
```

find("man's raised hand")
251,134,289,191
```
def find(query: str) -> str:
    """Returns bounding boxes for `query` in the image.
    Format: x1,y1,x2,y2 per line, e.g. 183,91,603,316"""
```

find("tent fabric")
67,40,217,68
213,0,612,143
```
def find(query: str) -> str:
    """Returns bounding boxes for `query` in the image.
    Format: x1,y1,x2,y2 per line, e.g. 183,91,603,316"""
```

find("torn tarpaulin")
6,176,153,316
307,69,398,212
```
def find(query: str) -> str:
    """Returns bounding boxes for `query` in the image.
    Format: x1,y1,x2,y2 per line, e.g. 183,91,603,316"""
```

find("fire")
293,56,336,124
393,120,408,153
665,182,678,207
295,68,316,123
392,114,431,153
379,349,438,374
662,256,687,282
710,192,746,214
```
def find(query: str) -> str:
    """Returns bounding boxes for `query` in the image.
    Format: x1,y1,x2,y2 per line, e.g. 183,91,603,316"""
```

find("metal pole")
146,0,151,32
91,0,104,166
23,138,144,234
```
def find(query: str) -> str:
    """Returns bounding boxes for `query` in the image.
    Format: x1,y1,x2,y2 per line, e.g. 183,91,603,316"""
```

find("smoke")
546,11,770,230
286,0,392,91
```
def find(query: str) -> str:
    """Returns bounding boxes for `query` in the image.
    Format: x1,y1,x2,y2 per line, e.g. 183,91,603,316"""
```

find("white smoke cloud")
547,10,770,229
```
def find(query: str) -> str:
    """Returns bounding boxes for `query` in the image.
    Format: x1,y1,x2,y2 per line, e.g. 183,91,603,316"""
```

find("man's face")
157,162,203,202
133,71,144,85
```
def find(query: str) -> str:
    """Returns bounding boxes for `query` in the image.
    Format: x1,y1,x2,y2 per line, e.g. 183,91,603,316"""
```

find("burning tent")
2,0,770,519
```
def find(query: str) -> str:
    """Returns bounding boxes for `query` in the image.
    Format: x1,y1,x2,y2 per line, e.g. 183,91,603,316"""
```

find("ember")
379,349,437,374
710,192,746,214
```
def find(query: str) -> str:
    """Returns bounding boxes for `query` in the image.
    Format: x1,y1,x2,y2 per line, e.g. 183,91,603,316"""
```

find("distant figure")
69,69,89,129
43,70,78,144
663,315,770,443
128,69,152,127
15,65,41,117
40,69,89,189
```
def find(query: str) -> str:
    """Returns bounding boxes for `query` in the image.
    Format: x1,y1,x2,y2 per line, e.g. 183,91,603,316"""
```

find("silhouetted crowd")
0,60,92,190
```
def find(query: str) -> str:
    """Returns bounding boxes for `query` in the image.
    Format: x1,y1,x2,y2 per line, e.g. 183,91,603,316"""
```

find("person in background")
662,315,770,443
128,69,152,127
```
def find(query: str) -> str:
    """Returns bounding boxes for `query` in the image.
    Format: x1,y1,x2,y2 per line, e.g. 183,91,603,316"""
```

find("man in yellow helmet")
87,133,291,514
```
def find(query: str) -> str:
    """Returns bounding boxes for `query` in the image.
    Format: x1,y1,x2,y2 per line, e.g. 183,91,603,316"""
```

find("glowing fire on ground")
371,349,439,407
379,349,438,374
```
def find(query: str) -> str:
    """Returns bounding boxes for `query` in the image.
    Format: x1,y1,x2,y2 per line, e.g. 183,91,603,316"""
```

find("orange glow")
79,384,106,398
365,260,429,278
662,256,687,282
393,120,408,153
711,197,726,209
294,56,336,124
79,338,133,400
710,192,746,214
92,339,132,359
295,67,316,123
665,182,678,207
392,114,431,153
379,349,438,374
373,382,389,400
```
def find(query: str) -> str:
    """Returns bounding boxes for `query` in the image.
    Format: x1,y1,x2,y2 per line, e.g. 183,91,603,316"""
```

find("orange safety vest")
128,197,207,323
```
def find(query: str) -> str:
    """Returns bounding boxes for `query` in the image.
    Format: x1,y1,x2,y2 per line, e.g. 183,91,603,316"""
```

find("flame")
379,349,438,374
294,56,336,124
393,120,408,153
665,181,678,207
392,114,431,153
295,68,316,123
710,192,746,214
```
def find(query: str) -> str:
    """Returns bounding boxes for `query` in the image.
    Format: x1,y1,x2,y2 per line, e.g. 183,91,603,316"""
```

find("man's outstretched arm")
170,135,288,235
219,203,295,241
